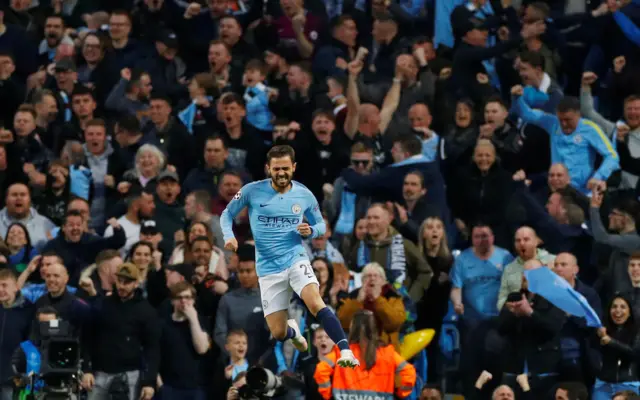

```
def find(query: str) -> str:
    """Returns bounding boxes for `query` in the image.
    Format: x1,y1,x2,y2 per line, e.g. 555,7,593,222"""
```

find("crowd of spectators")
0,0,640,399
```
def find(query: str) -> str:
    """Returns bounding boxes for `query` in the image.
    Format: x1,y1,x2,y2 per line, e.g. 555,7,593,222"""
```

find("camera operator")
11,306,75,388
0,268,35,400
226,372,247,400
80,263,160,400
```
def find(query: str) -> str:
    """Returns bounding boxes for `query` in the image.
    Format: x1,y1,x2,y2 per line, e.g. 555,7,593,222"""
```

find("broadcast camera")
238,367,305,400
15,318,81,400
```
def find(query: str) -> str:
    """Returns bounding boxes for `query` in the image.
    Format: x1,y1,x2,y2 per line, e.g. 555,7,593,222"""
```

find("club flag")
524,267,602,327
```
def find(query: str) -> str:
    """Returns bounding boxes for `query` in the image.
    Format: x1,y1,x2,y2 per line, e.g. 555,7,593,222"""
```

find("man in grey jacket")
591,187,640,301
581,72,640,190
0,183,56,250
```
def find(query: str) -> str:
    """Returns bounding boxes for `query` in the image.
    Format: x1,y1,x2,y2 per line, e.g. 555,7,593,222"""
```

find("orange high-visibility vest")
314,343,416,400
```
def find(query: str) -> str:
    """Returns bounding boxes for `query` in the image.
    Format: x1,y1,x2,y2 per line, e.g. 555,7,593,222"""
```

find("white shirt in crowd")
104,215,140,258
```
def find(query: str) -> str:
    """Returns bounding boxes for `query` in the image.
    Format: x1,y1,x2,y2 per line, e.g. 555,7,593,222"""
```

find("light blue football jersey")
221,179,326,277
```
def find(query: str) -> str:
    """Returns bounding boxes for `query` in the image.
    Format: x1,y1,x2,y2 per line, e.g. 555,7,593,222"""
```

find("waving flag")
524,267,602,327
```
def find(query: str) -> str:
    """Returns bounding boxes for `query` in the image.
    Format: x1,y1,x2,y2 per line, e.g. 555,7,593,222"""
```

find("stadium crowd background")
0,0,640,399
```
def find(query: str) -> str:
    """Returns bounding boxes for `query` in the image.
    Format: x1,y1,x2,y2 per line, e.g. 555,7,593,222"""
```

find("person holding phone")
497,260,567,397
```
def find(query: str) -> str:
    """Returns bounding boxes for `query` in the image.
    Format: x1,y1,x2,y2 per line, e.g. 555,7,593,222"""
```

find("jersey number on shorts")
300,263,314,279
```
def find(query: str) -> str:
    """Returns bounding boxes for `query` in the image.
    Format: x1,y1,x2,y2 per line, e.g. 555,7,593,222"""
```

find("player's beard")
272,172,291,188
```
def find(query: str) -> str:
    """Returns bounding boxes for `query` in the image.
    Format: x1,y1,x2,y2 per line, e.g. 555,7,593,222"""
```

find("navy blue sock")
316,307,349,351
283,326,296,341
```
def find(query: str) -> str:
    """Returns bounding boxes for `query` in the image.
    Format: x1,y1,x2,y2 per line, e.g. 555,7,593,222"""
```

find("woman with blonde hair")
114,144,166,194
337,262,406,349
315,310,416,399
417,217,454,327
417,216,455,381
170,221,228,279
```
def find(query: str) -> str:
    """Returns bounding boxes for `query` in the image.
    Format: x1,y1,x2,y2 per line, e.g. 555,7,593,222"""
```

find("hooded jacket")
590,206,640,301
349,226,433,302
0,207,56,251
498,292,566,375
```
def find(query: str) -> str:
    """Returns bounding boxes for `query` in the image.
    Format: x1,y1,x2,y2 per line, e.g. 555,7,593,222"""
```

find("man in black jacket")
450,10,546,106
498,259,567,398
35,263,90,333
0,268,34,400
391,170,441,243
143,93,196,181
42,212,126,285
81,263,160,400
341,134,449,220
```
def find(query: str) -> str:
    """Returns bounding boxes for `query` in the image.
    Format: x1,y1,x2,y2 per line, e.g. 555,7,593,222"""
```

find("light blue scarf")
70,165,92,200
356,234,406,285
335,187,357,235
392,154,430,168
178,97,213,134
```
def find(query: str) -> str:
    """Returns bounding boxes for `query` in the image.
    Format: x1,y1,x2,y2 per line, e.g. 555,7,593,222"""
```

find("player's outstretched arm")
220,184,252,249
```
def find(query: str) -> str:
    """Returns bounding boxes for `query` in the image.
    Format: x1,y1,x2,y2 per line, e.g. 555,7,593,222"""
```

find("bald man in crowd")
553,252,602,382
35,263,90,331
498,226,555,310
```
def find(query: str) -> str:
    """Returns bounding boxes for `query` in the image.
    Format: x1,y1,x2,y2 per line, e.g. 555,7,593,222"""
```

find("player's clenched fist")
224,238,238,252
297,223,312,237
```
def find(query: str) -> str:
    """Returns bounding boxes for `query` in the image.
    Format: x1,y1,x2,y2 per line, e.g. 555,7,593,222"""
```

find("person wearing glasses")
322,142,374,240
157,281,211,400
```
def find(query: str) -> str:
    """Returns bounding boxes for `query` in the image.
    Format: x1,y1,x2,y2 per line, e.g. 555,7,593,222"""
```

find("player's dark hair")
267,145,296,164
557,96,581,113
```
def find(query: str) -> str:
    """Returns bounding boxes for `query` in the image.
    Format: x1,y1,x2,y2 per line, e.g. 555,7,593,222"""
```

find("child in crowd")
243,59,274,143
179,73,218,134
225,329,250,381
301,327,336,400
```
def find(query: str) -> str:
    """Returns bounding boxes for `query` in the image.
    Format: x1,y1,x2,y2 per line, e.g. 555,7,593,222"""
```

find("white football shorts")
258,259,319,316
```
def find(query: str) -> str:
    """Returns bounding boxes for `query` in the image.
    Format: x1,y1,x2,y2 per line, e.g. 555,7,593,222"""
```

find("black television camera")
17,319,81,399
238,367,305,400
